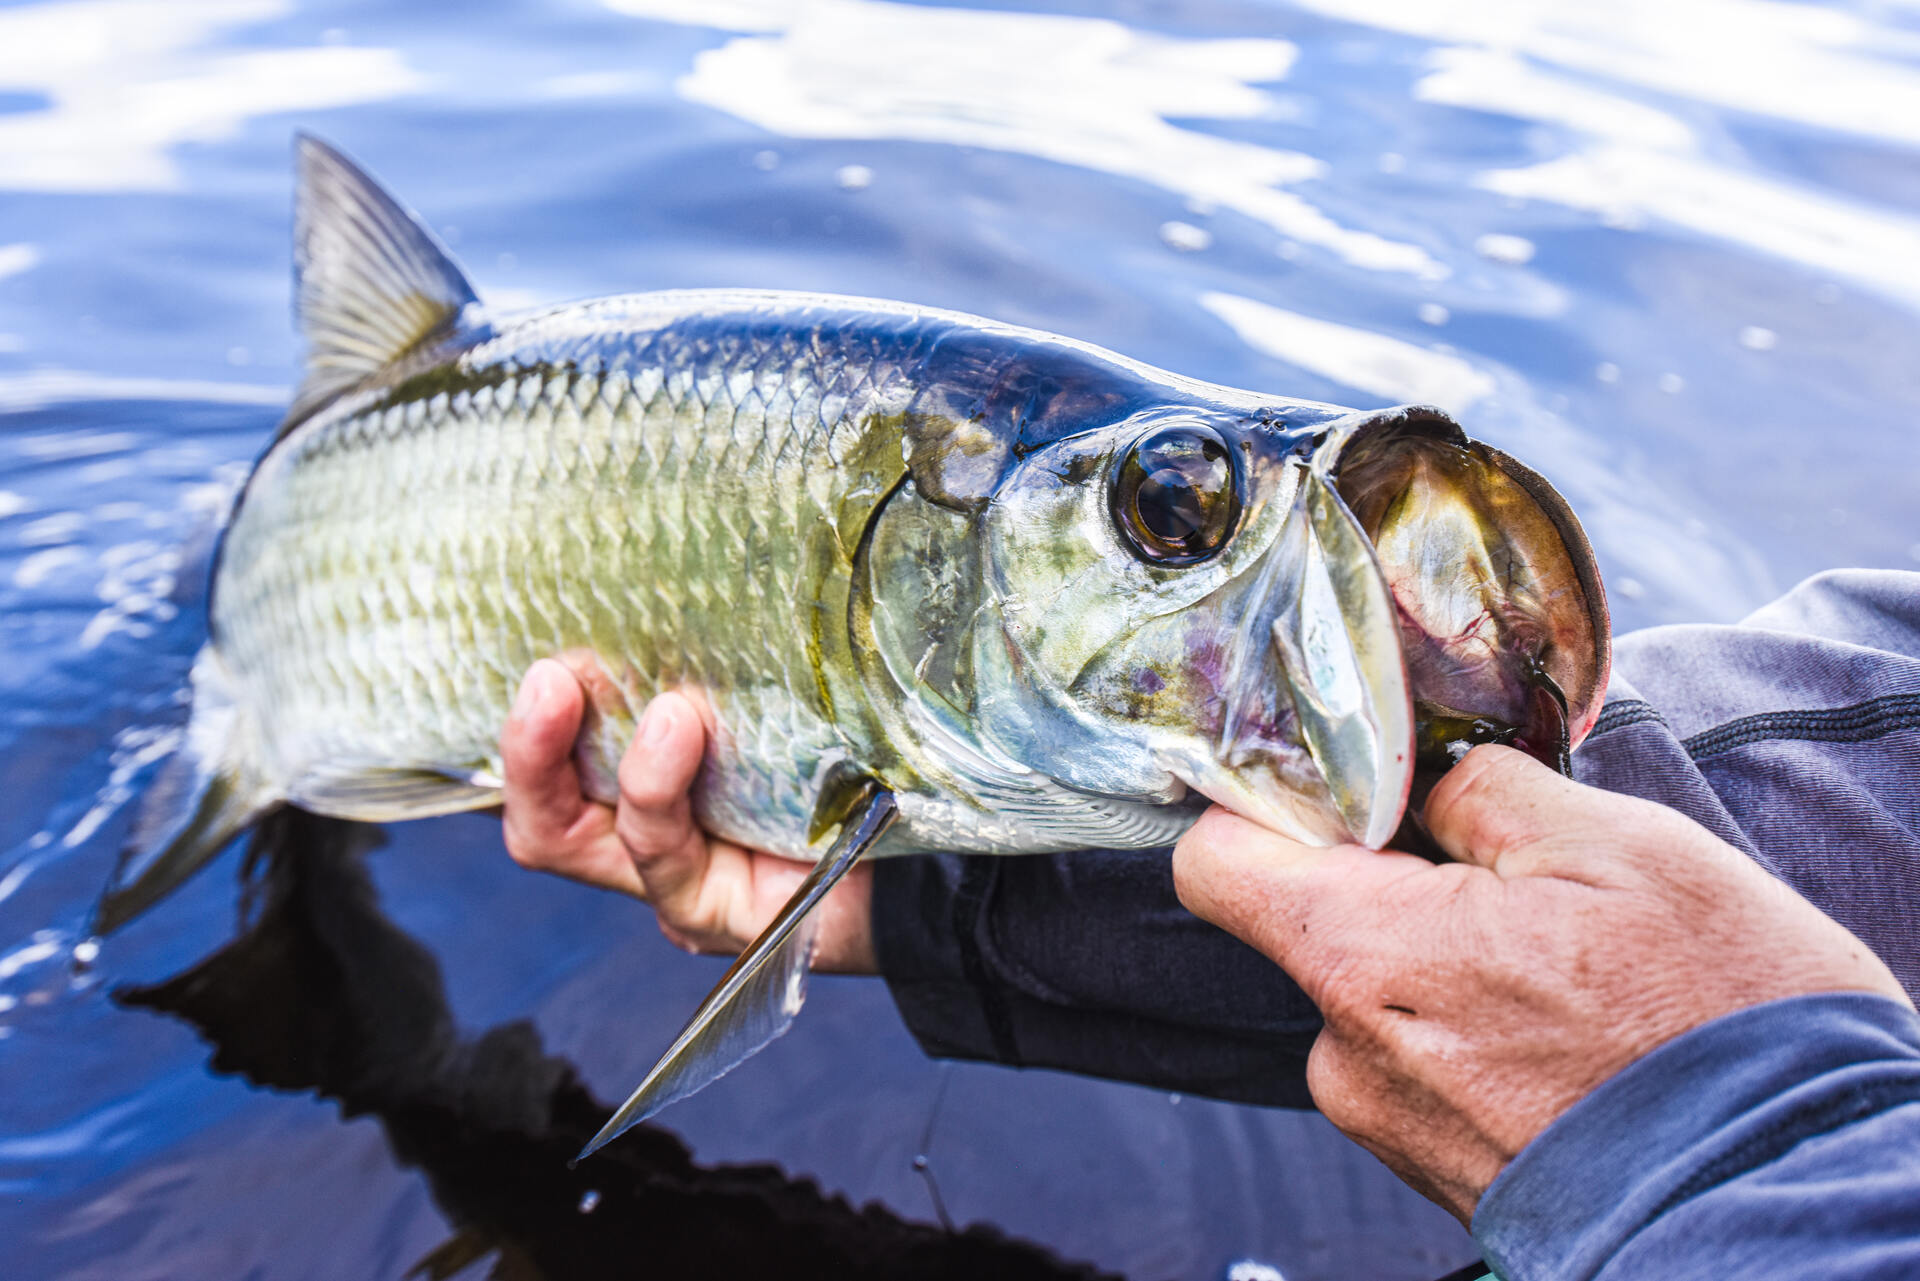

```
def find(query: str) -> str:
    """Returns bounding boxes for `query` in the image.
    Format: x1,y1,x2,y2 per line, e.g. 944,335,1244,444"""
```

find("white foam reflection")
1415,48,1693,151
604,0,1442,277
0,371,287,412
1285,0,1920,308
1199,290,1773,621
1477,147,1920,307
1199,292,1495,410
1288,0,1920,146
0,0,427,191
0,244,41,281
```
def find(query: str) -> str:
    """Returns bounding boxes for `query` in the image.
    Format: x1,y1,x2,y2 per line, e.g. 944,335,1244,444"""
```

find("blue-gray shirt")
872,569,1920,1278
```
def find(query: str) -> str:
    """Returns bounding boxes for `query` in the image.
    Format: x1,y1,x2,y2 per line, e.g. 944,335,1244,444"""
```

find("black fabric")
1682,691,1920,759
873,845,1317,1107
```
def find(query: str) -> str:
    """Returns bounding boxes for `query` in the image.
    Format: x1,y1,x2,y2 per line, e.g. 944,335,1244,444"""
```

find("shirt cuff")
1473,992,1920,1281
871,852,1018,1063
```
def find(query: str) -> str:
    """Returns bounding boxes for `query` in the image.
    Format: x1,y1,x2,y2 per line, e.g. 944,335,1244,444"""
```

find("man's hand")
498,660,877,973
1174,744,1909,1223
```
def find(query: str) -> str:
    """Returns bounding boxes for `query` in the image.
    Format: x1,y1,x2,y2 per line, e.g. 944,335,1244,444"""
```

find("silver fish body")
214,289,1304,861
103,137,1608,1148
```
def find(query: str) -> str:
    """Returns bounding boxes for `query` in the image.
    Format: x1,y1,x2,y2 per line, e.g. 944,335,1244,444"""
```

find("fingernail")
639,698,674,746
511,666,544,720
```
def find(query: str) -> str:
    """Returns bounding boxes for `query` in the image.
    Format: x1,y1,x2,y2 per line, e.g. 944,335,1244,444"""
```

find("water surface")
4,2,1919,1278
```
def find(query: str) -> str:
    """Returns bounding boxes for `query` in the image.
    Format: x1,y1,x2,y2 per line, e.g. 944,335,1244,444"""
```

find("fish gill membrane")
92,136,1607,1153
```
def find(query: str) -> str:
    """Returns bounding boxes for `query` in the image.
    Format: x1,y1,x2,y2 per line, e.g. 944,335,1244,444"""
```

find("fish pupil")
1113,425,1239,565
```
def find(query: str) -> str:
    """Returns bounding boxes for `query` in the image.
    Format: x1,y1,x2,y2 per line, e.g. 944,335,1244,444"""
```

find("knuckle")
502,826,545,869
1429,744,1521,825
1170,830,1228,920
617,744,675,810
1305,1038,1369,1133
1309,960,1373,1025
613,813,649,861
615,805,678,860
1426,745,1568,863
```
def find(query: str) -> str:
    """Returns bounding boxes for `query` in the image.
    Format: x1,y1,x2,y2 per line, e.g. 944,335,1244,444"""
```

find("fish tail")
93,649,275,934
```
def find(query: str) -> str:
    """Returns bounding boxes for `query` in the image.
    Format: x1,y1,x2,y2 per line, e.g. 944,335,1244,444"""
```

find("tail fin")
94,650,273,934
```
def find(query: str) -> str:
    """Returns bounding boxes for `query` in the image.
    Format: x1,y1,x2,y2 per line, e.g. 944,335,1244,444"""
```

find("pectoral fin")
578,786,899,1160
1269,464,1414,849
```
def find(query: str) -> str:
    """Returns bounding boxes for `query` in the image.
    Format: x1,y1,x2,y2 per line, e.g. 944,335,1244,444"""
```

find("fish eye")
1110,424,1241,566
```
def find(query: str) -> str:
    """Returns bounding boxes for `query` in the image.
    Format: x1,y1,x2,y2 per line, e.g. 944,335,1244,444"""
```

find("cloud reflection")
605,0,1444,277
0,0,427,192
1287,0,1920,308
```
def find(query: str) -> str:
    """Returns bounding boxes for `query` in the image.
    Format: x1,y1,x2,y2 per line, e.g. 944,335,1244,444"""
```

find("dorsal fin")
287,133,478,425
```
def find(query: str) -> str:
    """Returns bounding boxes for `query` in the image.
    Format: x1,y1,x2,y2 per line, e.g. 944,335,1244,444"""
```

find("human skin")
1173,744,1911,1220
499,660,1909,1221
499,660,877,972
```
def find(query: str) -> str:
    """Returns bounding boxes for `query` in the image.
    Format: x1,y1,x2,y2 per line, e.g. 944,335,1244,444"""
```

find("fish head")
972,403,1608,848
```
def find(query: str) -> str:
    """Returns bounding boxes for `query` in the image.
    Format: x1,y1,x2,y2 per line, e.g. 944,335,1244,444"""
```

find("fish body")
211,290,1329,863
103,138,1608,1148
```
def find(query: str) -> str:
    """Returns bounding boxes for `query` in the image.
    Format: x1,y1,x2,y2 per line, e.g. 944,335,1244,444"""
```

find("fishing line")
911,1060,956,1233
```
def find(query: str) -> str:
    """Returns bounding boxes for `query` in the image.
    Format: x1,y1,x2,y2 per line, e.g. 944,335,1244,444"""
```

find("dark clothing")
872,568,1920,1096
872,842,1321,1108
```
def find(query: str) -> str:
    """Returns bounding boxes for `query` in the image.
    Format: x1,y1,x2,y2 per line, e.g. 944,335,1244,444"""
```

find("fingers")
503,677,860,964
1173,805,1429,991
1423,745,1610,875
1172,806,1342,937
615,692,724,918
615,694,707,862
1423,745,1714,882
500,661,636,895
615,694,705,846
501,659,588,829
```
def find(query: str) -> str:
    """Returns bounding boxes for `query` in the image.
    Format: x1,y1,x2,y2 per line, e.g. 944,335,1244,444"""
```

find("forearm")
871,848,1319,1105
1474,993,1920,1281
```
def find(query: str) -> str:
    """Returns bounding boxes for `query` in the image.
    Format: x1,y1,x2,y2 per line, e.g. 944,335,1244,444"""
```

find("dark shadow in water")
116,810,1120,1281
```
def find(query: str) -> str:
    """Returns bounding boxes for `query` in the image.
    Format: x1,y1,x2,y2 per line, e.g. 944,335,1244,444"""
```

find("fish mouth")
1318,406,1610,834
1196,405,1607,850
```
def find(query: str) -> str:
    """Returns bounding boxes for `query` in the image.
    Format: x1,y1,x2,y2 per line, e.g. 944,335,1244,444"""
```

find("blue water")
3,2,1918,1278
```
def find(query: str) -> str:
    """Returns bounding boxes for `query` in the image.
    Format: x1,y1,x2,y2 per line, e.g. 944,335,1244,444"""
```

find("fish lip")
1207,457,1414,849
1155,750,1354,848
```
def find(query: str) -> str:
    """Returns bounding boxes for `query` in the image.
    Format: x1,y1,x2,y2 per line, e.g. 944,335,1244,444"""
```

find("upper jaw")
1162,442,1414,849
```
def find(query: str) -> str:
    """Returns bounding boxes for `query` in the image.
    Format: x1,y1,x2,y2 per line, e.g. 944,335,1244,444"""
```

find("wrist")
813,863,877,974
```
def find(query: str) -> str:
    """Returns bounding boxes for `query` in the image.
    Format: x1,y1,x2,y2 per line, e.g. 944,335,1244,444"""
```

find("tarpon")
103,137,1608,1155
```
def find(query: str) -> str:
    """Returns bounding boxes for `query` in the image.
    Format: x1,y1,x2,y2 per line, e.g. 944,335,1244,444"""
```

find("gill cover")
1327,407,1610,785
971,411,1416,849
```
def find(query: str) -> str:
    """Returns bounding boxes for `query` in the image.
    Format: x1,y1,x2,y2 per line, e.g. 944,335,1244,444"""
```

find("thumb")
1423,744,1674,879
1174,806,1428,995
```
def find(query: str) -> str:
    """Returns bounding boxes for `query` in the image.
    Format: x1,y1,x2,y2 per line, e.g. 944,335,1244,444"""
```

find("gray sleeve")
874,569,1920,1096
1576,569,1920,993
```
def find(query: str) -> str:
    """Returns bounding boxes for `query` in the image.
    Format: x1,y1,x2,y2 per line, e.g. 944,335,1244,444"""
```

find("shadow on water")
116,810,1117,1281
